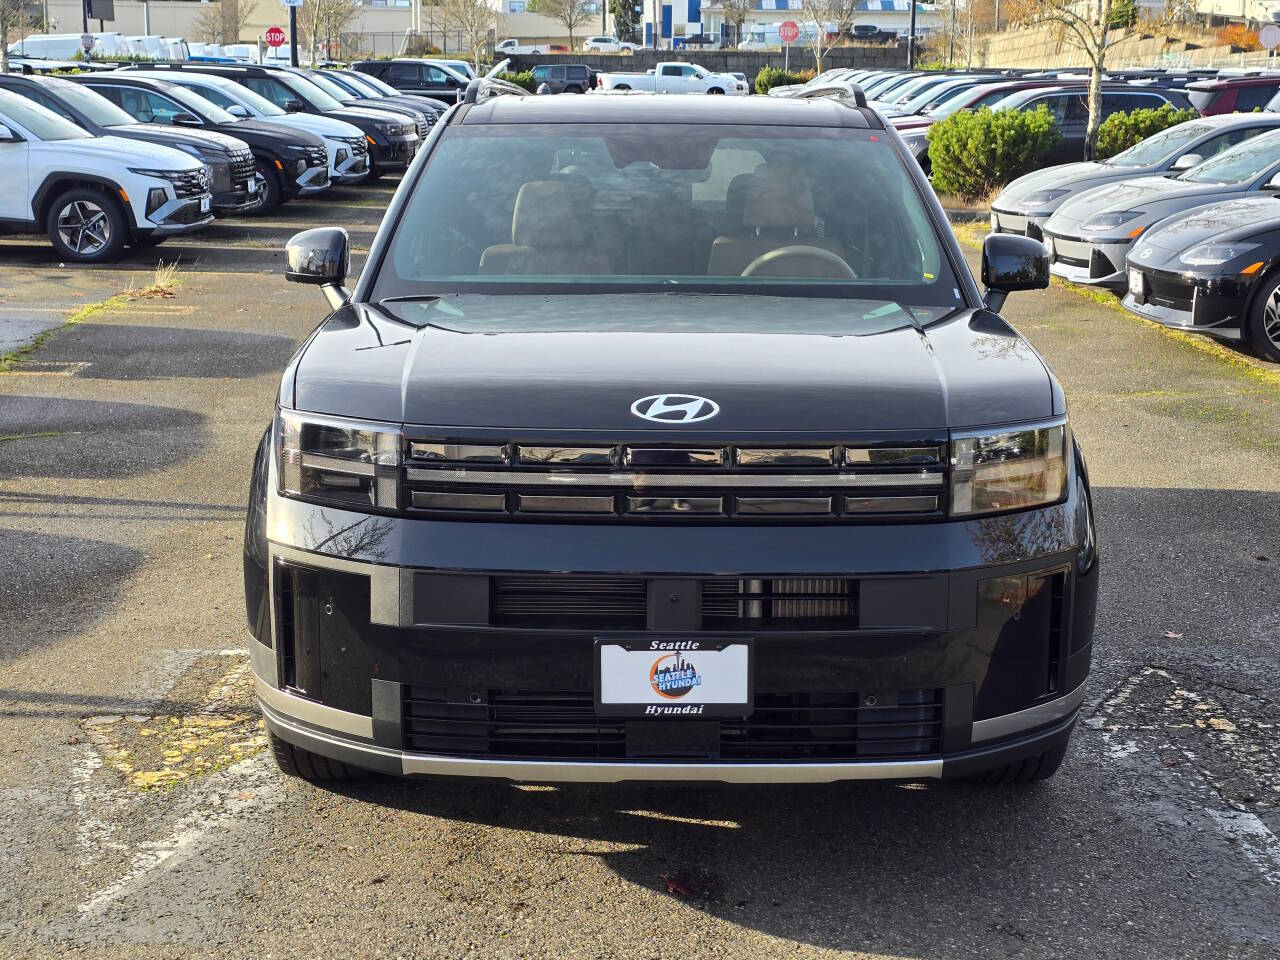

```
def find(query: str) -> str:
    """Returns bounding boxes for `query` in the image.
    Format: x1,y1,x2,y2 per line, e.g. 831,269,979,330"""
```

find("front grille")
404,440,947,523
488,575,859,630
1089,248,1118,279
304,145,328,167
401,687,943,761
1025,222,1043,242
230,150,255,187
1147,273,1196,311
1054,249,1089,269
171,167,210,199
209,161,231,194
415,118,428,138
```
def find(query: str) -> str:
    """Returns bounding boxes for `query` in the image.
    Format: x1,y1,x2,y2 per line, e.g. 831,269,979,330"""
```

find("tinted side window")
1027,94,1070,125
424,66,450,85
21,88,76,122
1197,126,1268,157
182,82,238,110
243,76,294,108
1234,83,1279,112
89,85,186,123
660,65,681,76
388,63,421,85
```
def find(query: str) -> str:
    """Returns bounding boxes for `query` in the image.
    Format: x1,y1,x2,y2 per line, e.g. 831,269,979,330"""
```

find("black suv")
530,64,593,94
352,59,468,105
70,73,330,213
249,86,1098,787
122,63,421,179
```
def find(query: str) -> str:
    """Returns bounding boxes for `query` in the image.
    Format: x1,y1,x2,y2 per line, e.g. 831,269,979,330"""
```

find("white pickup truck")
598,62,749,95
495,38,555,55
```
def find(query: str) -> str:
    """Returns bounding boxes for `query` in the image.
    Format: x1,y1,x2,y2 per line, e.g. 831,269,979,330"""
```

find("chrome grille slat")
406,468,943,488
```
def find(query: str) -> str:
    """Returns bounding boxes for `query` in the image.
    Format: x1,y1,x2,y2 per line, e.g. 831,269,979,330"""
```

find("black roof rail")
462,76,530,104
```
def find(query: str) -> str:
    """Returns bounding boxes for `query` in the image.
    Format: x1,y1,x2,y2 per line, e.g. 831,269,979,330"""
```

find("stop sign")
265,25,287,48
779,20,800,44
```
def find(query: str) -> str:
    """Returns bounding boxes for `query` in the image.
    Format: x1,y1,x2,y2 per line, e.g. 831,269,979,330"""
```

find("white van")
6,34,88,59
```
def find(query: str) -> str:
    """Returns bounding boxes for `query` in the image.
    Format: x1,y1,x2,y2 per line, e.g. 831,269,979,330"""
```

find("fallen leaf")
1162,631,1183,639
663,874,690,897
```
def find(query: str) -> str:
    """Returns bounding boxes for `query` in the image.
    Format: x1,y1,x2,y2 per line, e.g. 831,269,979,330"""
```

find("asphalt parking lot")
1,184,1278,959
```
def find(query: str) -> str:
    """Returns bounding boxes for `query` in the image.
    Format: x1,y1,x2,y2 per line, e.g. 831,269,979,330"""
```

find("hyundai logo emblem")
631,393,720,424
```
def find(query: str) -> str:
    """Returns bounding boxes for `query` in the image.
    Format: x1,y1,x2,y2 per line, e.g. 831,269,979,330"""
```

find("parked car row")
988,113,1280,361
0,61,452,262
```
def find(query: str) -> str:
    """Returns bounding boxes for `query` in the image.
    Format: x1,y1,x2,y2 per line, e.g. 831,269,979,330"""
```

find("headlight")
950,421,1069,517
1081,209,1144,232
128,167,186,180
1024,188,1070,206
1179,241,1261,267
276,410,401,511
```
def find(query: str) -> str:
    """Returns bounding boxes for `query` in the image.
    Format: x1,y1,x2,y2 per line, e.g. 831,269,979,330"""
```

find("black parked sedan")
1124,196,1280,361
70,73,330,214
247,89,1098,788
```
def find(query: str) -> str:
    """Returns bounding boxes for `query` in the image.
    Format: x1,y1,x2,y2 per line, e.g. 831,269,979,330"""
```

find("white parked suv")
128,69,371,184
0,90,212,263
583,35,639,53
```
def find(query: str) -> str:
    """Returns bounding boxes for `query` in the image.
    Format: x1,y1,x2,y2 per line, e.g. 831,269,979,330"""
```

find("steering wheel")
740,245,857,279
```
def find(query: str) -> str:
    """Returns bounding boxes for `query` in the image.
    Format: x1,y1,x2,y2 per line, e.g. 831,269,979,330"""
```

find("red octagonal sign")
779,20,800,44
265,25,286,47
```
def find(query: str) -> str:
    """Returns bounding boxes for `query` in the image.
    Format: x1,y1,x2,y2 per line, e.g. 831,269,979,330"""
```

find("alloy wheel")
1265,285,1280,350
56,199,111,257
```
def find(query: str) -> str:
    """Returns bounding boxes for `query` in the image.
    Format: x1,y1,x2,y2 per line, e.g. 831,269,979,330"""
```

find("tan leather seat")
479,180,613,276
706,168,848,278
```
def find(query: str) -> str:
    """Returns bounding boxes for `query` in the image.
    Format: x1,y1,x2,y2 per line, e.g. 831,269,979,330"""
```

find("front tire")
707,87,725,94
1245,272,1280,362
248,160,283,215
46,187,128,263
267,728,364,781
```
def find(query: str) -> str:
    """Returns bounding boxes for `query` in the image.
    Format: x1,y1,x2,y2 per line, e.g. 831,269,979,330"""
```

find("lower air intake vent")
491,576,647,629
702,578,858,628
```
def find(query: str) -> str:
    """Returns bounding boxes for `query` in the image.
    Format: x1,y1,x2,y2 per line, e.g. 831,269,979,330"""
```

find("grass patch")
123,260,181,300
0,294,126,374
0,431,61,442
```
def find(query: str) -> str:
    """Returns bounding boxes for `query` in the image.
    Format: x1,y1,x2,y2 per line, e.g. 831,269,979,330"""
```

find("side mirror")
171,112,201,126
1170,152,1202,171
284,98,306,112
446,76,460,88
0,123,19,142
285,227,350,310
1267,171,1280,191
226,104,249,117
981,232,1049,312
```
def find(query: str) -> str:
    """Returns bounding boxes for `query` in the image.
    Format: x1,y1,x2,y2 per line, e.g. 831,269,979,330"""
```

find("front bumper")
1122,264,1247,341
292,164,332,195
145,192,215,234
246,469,1098,783
989,208,1050,243
369,136,417,170
1045,231,1133,290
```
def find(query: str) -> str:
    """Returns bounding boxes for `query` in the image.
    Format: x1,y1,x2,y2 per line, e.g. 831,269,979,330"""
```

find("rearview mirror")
1170,152,1202,171
285,227,350,310
284,98,306,112
226,104,249,117
981,232,1049,312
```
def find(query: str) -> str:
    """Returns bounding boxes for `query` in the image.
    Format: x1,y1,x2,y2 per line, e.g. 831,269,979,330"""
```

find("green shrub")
497,70,537,92
928,105,1063,202
754,66,812,95
1095,103,1199,159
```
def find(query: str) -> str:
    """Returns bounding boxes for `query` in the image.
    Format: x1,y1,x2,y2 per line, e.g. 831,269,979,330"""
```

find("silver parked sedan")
991,113,1280,242
1043,129,1280,291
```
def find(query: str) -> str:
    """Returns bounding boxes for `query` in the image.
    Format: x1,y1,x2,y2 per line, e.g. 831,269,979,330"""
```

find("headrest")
726,172,754,228
743,167,815,231
512,180,577,247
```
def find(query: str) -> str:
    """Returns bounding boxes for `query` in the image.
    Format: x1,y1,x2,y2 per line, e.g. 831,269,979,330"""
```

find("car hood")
1130,195,1280,266
36,134,203,170
258,113,364,139
291,296,1054,432
327,105,412,126
997,162,1115,205
1048,175,1235,230
108,123,249,155
224,117,324,148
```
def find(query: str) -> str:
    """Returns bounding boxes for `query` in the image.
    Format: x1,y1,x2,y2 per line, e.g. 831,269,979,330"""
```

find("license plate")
596,638,752,718
199,195,211,213
1129,268,1147,302
247,179,257,194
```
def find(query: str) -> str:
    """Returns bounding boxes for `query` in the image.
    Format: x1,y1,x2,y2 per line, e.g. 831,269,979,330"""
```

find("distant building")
640,0,939,48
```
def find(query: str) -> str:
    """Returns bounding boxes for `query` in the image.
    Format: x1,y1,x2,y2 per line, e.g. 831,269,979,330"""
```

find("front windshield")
1178,130,1280,184
372,123,962,312
279,72,344,111
306,71,353,101
162,82,237,123
42,77,136,127
899,80,976,113
1107,120,1208,166
884,76,937,103
0,91,91,140
862,74,910,97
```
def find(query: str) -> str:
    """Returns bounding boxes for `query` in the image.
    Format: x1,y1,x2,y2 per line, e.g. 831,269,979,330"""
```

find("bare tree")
299,0,360,63
529,0,594,51
799,0,856,70
438,0,494,69
715,0,757,47
1007,0,1135,159
192,0,258,45
1,0,51,73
